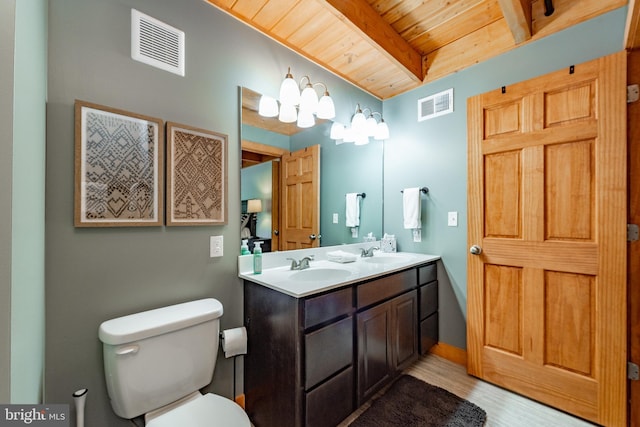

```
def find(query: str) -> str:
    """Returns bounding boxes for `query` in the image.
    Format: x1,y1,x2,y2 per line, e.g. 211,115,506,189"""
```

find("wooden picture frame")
74,100,164,227
166,122,228,226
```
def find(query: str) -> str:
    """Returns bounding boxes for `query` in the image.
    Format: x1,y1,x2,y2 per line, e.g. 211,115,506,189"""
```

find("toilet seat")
146,393,251,427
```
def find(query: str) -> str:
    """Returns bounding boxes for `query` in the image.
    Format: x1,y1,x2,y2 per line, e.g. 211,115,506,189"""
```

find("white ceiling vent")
131,9,185,76
418,88,454,121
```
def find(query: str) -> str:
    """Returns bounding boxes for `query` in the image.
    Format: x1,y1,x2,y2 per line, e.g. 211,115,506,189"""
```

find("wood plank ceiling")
206,0,631,100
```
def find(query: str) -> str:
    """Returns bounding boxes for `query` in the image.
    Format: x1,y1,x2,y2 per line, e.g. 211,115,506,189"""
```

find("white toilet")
98,298,251,426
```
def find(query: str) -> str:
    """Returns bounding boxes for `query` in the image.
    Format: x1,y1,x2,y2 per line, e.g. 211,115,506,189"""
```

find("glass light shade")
317,93,336,119
299,85,318,114
247,199,262,213
258,95,278,117
351,111,367,134
279,69,300,106
279,103,297,123
330,122,345,140
343,127,355,143
365,116,378,137
374,120,390,140
297,110,315,128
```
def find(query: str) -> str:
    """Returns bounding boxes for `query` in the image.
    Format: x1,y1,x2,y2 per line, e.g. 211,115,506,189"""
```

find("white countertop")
238,243,440,298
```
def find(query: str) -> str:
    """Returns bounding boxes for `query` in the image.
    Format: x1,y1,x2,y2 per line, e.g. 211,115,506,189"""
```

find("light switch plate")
333,213,339,224
448,211,458,227
413,229,421,242
210,235,223,257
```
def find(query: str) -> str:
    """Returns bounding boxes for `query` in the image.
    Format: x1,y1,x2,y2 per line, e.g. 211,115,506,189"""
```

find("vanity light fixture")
258,67,336,127
330,103,390,145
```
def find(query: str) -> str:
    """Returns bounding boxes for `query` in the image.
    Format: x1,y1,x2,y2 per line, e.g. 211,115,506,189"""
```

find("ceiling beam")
322,0,424,82
497,0,532,44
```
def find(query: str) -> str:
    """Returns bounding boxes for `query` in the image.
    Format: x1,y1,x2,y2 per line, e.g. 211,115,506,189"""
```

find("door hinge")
629,362,640,381
629,224,639,242
628,84,639,103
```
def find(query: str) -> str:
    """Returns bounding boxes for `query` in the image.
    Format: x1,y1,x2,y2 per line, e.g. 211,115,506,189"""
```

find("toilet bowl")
98,298,251,426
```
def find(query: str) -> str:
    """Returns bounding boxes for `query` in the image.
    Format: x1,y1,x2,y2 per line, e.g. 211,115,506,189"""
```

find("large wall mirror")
240,87,383,253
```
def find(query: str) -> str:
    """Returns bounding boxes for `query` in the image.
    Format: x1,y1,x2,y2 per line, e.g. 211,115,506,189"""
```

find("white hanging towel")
345,193,360,227
403,187,421,229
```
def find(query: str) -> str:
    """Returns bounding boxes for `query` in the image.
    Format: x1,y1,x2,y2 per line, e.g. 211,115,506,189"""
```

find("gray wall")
0,0,16,404
381,7,628,349
46,1,372,426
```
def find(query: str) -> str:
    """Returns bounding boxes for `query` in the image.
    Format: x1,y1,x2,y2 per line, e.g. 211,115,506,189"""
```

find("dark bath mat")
349,375,487,427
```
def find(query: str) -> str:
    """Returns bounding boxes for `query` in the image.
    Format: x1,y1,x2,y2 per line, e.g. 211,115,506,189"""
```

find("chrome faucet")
360,246,379,257
287,255,314,270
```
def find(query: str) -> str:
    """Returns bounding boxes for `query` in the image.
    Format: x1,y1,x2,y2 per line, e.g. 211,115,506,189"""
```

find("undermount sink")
289,268,353,282
362,254,414,264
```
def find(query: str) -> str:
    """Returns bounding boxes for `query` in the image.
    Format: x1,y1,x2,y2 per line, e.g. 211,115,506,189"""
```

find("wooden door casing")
627,49,640,427
467,52,627,426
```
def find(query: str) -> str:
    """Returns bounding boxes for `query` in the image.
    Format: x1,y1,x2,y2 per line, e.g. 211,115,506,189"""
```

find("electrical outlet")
412,229,421,242
448,211,458,227
333,213,339,224
210,235,223,257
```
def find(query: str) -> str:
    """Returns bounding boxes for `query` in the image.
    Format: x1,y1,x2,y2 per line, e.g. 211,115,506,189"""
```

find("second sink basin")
290,268,353,282
362,253,415,264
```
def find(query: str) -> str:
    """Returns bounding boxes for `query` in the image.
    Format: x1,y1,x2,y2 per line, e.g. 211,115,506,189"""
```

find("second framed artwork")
166,122,228,226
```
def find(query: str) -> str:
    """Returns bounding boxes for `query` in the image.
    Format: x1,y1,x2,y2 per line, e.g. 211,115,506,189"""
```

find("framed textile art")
74,100,164,227
166,122,228,226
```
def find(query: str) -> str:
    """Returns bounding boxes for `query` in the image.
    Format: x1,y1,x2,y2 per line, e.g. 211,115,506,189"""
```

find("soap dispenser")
240,239,250,255
253,241,263,274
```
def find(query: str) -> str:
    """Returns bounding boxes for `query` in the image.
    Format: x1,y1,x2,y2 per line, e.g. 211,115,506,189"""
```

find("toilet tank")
98,298,224,419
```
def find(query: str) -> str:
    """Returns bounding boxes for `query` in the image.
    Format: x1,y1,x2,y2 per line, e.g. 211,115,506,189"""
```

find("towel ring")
400,187,429,194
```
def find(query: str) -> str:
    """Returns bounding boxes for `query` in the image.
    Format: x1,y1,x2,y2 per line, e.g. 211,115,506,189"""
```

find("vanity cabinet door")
357,290,419,404
357,301,392,404
391,290,418,372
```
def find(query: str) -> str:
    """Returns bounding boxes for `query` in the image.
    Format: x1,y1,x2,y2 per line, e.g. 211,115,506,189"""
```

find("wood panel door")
280,145,320,250
467,52,627,426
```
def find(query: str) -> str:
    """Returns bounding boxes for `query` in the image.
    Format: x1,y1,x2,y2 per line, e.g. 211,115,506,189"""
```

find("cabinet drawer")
419,280,438,320
305,367,354,427
304,287,353,329
420,312,439,355
418,263,437,285
357,269,417,309
305,316,353,389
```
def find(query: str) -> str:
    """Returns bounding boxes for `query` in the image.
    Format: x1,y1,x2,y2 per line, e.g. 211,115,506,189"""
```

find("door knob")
309,234,317,240
470,245,482,255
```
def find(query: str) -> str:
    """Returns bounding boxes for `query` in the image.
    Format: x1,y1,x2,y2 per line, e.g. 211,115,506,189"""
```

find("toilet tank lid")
99,298,223,345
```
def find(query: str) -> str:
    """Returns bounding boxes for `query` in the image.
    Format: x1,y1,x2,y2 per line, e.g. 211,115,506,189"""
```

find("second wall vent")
131,9,185,76
418,88,454,121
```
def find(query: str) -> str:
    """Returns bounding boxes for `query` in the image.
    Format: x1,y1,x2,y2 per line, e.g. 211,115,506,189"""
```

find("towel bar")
400,187,428,194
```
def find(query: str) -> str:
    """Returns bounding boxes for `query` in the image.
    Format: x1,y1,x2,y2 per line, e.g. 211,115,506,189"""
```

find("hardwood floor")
338,354,595,426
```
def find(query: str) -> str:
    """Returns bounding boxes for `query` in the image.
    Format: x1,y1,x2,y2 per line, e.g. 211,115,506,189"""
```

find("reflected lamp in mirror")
247,199,263,213
259,67,336,127
330,104,390,145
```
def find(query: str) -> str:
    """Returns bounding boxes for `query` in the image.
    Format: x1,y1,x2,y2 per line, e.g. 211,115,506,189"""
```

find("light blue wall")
241,162,273,240
382,7,628,349
11,0,47,403
0,0,16,404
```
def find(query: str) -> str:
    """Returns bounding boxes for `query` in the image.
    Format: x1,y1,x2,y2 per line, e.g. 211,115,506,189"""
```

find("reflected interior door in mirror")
281,144,320,249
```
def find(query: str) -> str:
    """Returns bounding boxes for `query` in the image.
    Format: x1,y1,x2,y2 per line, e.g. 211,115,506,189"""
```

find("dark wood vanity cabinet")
418,263,439,354
243,262,438,427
